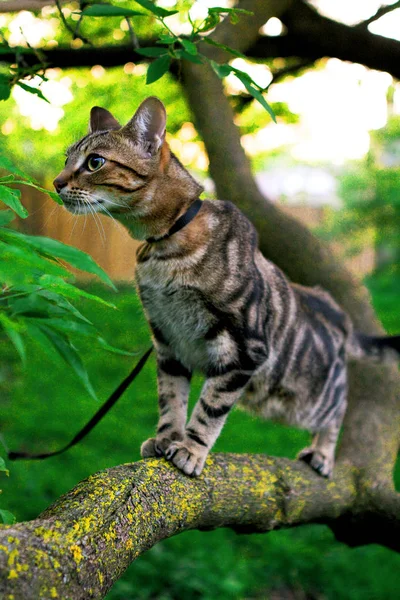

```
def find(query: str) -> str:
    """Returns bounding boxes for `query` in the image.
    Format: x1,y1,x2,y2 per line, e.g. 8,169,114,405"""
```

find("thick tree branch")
0,454,374,599
1,455,399,598
0,0,67,11
275,0,400,79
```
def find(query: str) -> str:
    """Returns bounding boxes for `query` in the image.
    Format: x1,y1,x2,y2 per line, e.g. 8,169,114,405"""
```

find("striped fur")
54,97,400,478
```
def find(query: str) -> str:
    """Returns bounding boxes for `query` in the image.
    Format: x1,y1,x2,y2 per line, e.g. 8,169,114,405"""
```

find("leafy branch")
0,1,276,119
0,155,135,401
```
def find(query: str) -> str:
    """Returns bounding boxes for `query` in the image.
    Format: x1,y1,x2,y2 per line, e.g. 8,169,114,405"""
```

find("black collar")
146,198,203,244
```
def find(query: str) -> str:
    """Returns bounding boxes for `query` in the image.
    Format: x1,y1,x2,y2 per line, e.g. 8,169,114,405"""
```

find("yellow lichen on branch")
0,453,358,599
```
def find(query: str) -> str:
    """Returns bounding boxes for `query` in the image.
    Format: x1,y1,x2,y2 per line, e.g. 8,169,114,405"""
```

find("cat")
53,96,400,478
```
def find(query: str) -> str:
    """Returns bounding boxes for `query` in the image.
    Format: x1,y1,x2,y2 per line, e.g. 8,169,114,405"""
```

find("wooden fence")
15,188,374,282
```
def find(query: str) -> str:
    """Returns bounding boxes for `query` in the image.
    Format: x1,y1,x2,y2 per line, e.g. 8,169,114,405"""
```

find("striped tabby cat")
54,97,400,478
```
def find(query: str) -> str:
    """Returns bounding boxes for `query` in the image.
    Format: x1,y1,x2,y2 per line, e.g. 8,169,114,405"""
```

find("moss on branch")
0,453,357,599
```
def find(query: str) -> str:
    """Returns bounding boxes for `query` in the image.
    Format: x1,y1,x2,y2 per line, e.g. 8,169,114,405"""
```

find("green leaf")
39,275,116,307
133,0,178,18
0,241,71,286
9,179,63,205
97,337,137,356
0,175,15,183
0,229,116,288
16,81,50,104
8,293,53,318
197,14,220,33
83,4,146,17
39,325,98,400
156,35,177,44
208,7,253,16
2,324,26,365
0,209,15,226
0,45,14,54
27,316,96,337
0,74,11,101
234,72,276,122
0,154,32,180
202,38,246,59
0,457,9,476
25,322,59,358
210,60,233,79
181,39,197,55
38,290,92,324
179,50,203,65
136,46,169,57
207,7,253,25
0,185,28,218
146,55,171,85
230,67,252,84
0,510,16,525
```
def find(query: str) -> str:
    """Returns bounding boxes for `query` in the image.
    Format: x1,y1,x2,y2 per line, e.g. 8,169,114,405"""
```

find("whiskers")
92,196,129,234
81,196,107,245
69,198,83,241
64,191,132,244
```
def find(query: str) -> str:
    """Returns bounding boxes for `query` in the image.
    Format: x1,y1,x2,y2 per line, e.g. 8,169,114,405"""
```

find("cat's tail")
347,331,400,363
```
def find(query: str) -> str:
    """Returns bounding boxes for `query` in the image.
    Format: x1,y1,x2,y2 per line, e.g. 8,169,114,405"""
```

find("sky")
2,1,400,164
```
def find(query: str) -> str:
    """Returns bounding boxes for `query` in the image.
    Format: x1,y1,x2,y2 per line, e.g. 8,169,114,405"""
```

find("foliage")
0,458,14,525
0,156,134,400
321,117,400,283
0,69,192,180
0,155,136,522
1,283,399,599
0,1,276,119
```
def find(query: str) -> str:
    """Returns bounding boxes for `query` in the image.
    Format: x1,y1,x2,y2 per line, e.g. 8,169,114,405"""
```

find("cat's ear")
122,97,166,156
89,107,121,133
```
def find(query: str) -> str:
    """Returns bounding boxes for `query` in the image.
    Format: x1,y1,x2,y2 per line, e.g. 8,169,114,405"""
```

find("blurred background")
1,1,400,598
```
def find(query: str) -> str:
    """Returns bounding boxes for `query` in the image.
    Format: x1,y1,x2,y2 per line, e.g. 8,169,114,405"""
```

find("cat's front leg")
141,349,191,459
165,369,252,476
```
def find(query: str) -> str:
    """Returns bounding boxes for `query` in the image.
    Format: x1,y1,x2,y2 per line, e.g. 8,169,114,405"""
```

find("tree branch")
356,0,400,29
1,455,399,598
0,453,368,599
0,0,68,12
273,0,400,79
0,45,151,69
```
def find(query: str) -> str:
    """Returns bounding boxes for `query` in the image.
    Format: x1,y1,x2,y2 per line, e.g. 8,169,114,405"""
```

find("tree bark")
0,0,68,11
0,455,399,598
1,452,398,600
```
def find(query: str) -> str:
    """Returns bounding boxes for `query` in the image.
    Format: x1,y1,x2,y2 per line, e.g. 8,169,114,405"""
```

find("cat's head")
53,96,173,217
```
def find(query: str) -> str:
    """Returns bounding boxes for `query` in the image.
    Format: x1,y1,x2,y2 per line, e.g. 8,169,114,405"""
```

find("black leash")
6,201,203,461
6,346,153,461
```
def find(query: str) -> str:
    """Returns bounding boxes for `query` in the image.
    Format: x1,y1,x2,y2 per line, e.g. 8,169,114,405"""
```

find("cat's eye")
86,155,105,172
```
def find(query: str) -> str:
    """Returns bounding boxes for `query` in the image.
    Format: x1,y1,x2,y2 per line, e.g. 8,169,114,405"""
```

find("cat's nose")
53,177,67,193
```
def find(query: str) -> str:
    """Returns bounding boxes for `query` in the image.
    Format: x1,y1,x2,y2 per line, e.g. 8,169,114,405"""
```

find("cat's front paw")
165,439,208,477
297,447,334,478
140,431,184,459
140,437,158,458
